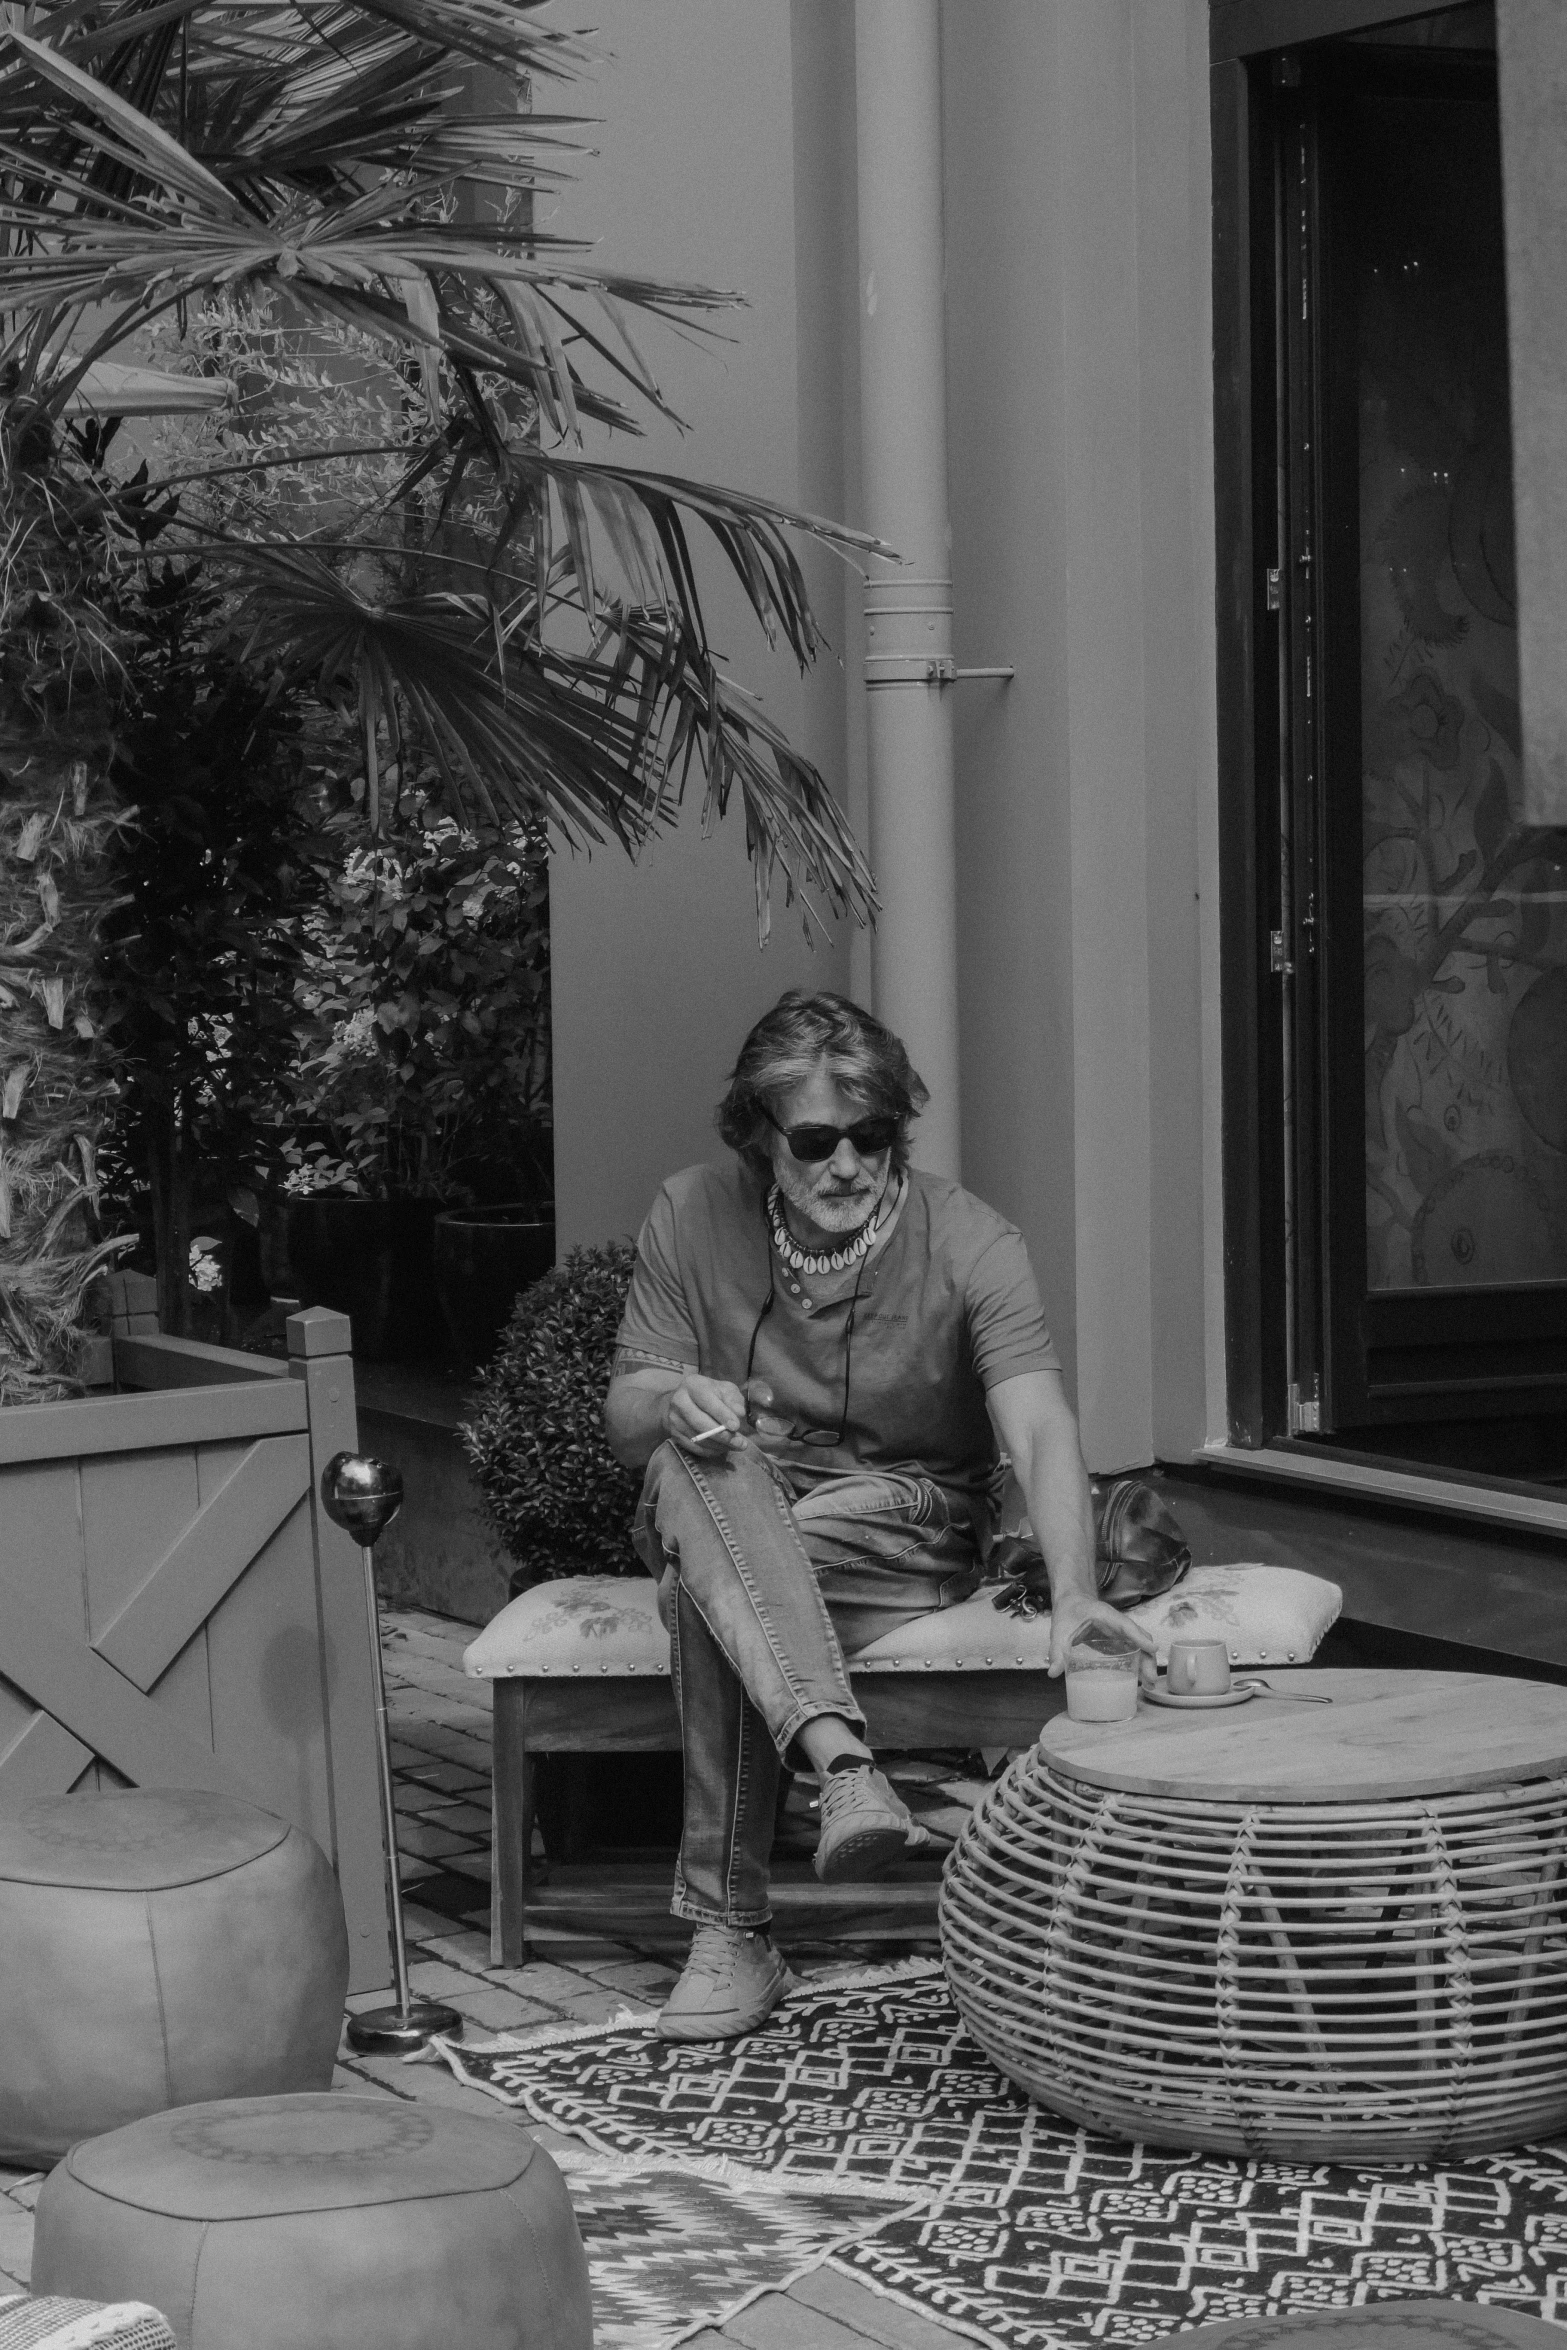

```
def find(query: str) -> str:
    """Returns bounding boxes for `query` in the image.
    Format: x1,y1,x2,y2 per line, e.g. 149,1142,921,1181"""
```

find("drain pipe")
855,0,962,1180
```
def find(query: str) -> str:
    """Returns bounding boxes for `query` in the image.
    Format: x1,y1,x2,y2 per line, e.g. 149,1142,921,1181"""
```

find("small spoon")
1237,1677,1333,1704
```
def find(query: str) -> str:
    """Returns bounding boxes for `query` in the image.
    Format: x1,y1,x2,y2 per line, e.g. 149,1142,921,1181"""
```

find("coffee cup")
1165,1637,1231,1697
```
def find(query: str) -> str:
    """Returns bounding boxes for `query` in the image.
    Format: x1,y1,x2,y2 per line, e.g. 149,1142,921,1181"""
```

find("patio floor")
0,1607,972,2350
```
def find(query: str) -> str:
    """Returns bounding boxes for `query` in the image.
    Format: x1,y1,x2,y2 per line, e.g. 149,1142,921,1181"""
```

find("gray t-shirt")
614,1159,1060,1505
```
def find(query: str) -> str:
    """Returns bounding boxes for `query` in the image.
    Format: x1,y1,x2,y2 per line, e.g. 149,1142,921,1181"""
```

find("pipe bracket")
863,576,1012,687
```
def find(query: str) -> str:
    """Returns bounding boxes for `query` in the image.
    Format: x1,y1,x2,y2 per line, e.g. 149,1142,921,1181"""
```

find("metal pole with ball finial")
322,1452,463,2055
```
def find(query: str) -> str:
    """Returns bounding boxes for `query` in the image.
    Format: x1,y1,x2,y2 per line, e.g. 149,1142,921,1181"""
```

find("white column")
855,0,961,1178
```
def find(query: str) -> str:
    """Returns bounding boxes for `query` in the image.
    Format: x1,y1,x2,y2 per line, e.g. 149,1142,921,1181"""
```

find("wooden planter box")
0,1282,391,1992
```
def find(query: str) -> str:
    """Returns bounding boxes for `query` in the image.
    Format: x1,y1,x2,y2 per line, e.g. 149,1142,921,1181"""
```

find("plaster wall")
545,0,851,1257
544,0,1224,1471
940,0,1221,1470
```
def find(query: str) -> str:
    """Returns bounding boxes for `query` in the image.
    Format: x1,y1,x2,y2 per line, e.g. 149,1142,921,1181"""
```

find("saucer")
1144,1683,1256,1711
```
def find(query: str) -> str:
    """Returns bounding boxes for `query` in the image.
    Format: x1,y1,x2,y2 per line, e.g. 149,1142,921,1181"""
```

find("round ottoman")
0,2296,177,2350
941,1668,1567,2161
0,1792,349,2164
31,2095,592,2350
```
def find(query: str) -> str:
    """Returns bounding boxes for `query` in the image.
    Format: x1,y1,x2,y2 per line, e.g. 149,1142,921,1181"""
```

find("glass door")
1275,27,1567,1453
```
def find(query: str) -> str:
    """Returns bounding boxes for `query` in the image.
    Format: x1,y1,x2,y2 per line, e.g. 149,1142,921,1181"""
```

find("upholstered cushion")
465,1576,670,1679
853,1562,1340,1671
463,1563,1341,1681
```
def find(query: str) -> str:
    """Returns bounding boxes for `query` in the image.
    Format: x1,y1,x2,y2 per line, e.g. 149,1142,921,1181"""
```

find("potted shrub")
462,1242,684,1852
461,1241,642,1587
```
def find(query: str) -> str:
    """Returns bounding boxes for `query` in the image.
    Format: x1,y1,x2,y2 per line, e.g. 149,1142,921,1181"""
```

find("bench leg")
492,1680,531,1967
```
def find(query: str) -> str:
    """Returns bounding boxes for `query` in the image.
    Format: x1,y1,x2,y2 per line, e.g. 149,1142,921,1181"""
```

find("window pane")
1359,87,1567,1290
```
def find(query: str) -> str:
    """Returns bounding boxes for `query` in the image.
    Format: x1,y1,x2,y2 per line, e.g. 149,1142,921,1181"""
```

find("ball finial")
321,1452,405,1544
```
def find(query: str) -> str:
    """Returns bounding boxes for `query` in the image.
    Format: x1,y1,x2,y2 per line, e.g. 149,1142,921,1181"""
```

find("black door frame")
1211,0,1476,61
1207,0,1560,1450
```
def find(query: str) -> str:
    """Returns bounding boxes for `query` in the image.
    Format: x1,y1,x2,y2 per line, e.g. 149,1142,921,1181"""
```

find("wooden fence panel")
203,1480,336,1862
0,1378,307,1464
287,1319,390,1993
0,1310,390,1992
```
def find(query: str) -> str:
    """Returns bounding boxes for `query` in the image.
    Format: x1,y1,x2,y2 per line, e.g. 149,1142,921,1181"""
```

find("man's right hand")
662,1376,752,1452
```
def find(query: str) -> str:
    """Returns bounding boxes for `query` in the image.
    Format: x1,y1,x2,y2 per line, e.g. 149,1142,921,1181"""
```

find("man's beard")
774,1157,887,1237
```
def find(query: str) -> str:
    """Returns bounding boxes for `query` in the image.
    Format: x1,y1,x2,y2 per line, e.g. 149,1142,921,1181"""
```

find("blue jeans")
633,1439,982,1928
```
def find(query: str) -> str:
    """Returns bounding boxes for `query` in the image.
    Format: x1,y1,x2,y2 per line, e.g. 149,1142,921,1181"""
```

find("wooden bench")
464,1563,1344,1961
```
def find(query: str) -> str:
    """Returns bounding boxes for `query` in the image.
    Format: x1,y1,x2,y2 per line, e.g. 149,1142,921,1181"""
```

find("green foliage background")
0,424,135,1399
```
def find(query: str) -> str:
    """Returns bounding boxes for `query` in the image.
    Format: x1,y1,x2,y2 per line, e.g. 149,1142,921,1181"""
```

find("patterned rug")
429,1960,1567,2350
549,2145,927,2350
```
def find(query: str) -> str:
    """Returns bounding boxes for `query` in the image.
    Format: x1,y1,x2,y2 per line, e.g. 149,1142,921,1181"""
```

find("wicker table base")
940,1669,1567,2160
1180,2311,1560,2350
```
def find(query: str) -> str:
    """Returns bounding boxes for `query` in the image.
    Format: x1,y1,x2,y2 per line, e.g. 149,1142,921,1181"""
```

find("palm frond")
0,190,731,436
218,545,877,938
37,0,593,85
0,0,887,937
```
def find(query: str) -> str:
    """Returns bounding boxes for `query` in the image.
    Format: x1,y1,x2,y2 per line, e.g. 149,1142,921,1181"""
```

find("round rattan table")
939,1668,1567,2160
1179,2311,1560,2349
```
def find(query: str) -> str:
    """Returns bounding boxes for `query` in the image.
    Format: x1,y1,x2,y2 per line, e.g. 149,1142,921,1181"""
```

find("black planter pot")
433,1205,555,1373
284,1196,445,1363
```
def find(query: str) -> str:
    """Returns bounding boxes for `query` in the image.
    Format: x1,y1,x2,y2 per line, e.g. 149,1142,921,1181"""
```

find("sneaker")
813,1763,932,1883
656,1924,793,2042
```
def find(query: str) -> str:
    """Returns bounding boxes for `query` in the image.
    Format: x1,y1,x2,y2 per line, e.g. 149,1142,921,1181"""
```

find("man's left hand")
1046,1591,1158,1682
992,1570,1161,1681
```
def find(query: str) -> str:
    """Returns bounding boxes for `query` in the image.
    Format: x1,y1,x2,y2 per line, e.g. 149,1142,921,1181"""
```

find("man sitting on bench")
604,988,1152,2041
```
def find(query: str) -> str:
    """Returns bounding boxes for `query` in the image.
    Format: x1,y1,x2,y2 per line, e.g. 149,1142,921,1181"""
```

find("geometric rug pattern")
435,1962,1567,2350
548,2147,928,2350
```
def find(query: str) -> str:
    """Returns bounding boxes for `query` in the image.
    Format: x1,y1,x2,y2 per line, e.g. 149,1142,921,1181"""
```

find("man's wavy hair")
716,990,929,1179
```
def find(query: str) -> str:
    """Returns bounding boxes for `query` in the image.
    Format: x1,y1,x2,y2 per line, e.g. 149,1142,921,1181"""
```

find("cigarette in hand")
685,1418,737,1445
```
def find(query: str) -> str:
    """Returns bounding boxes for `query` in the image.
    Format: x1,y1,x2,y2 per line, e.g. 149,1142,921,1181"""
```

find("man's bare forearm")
604,1372,680,1470
1017,1420,1098,1610
605,1368,761,1471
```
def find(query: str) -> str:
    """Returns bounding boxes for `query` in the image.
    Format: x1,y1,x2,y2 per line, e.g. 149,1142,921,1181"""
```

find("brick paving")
354,1608,685,2039
0,1608,977,2344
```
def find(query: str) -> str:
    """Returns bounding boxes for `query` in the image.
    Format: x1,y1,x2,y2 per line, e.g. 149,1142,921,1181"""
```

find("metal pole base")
346,2000,464,2056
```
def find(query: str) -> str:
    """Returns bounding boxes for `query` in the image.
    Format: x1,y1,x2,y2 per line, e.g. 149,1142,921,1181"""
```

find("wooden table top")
1040,1667,1567,1803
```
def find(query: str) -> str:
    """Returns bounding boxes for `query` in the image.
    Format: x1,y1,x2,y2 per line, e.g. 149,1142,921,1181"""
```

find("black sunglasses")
763,1107,899,1163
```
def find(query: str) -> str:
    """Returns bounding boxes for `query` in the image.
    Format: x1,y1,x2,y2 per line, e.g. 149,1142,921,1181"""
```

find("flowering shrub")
188,1239,223,1295
261,779,550,1204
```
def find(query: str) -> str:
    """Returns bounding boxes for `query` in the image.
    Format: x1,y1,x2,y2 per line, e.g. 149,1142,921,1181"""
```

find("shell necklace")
767,1180,889,1278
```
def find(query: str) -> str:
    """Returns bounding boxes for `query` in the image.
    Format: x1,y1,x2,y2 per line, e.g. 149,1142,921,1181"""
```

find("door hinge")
1269,929,1294,977
1289,1378,1321,1436
1265,566,1282,612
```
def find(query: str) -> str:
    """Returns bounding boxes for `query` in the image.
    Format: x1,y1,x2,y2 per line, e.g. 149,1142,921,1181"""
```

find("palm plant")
0,0,878,939
0,0,882,1380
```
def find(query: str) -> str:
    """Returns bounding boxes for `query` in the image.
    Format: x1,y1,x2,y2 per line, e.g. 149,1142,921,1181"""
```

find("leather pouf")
0,1792,349,2165
31,2095,593,2350
0,2296,177,2350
